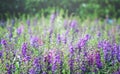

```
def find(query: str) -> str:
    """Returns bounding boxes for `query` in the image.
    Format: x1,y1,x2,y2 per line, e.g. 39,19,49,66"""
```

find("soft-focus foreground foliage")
0,13,120,74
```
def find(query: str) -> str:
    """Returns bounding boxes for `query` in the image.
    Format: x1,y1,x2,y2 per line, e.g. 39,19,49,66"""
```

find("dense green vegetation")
0,0,120,19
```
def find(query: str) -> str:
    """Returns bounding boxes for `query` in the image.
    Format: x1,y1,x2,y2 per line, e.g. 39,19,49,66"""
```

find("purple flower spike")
95,50,102,69
33,57,40,67
77,34,90,49
84,34,91,41
50,12,57,23
17,25,24,35
69,45,74,54
57,34,61,44
21,43,27,57
30,36,39,47
117,45,120,62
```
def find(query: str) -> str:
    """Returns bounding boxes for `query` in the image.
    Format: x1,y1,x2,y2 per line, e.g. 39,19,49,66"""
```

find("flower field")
0,13,120,74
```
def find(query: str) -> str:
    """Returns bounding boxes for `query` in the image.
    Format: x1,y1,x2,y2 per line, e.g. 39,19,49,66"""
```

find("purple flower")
61,35,67,44
70,20,77,29
23,55,31,61
30,36,39,47
69,45,74,54
29,67,36,74
57,34,61,44
33,57,40,67
6,64,15,74
95,50,102,69
1,39,7,46
98,40,112,62
50,12,57,23
17,25,24,35
21,43,27,56
0,50,3,58
30,36,43,47
69,59,74,74
84,34,91,41
77,35,90,49
117,45,120,62
87,52,94,66
81,61,88,73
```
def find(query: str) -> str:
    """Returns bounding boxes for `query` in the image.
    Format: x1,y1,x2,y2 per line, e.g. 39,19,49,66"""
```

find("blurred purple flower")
87,52,95,66
77,34,90,49
57,34,61,44
81,61,87,73
95,50,102,69
50,12,57,23
6,64,15,74
69,59,74,74
23,55,31,62
17,25,24,35
98,40,112,62
69,45,74,54
117,45,120,62
30,36,39,47
30,36,43,47
70,20,77,29
84,34,91,41
21,43,27,57
29,67,36,74
33,57,40,67
61,35,67,44
1,39,7,46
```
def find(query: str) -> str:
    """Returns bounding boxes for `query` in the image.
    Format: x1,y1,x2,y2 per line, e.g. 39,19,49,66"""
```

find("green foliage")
0,0,120,19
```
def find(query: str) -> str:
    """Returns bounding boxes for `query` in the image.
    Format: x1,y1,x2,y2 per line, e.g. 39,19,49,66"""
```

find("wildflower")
1,39,7,46
57,34,61,44
95,50,102,69
50,12,57,23
33,57,40,67
117,45,120,62
21,43,27,56
30,36,43,47
70,20,77,29
87,52,95,66
6,64,15,74
17,25,24,35
69,59,74,74
69,45,74,54
29,67,36,74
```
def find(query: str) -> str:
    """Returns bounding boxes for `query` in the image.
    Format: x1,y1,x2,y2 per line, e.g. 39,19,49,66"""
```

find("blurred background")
0,0,120,19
